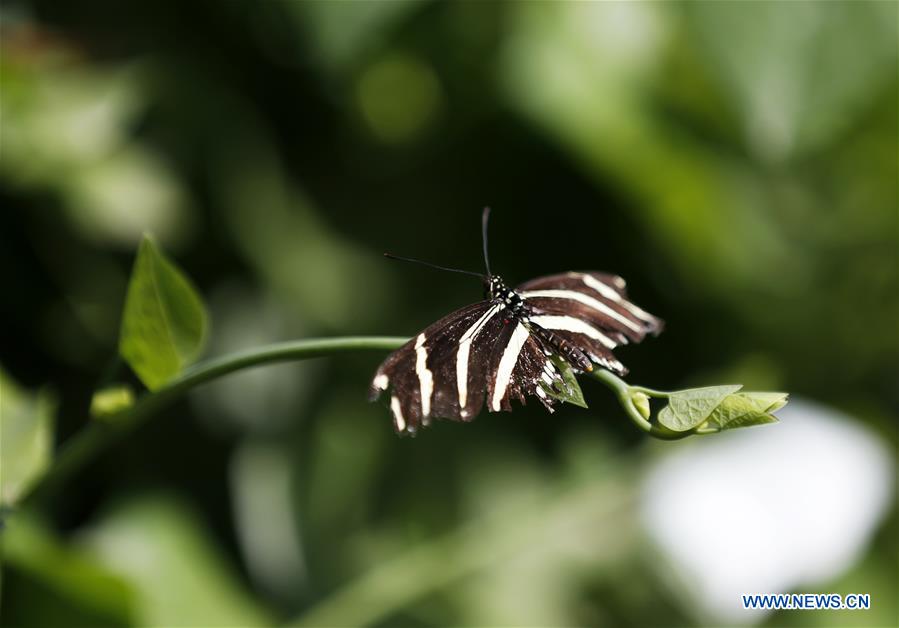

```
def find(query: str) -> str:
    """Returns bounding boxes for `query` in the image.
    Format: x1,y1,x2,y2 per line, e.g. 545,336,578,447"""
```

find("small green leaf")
701,392,788,431
631,391,651,420
542,356,588,408
90,385,135,420
658,384,743,432
1,371,55,506
119,235,208,390
740,391,789,414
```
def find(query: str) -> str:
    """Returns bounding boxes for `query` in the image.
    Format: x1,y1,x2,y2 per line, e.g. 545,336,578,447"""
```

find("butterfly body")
371,269,662,434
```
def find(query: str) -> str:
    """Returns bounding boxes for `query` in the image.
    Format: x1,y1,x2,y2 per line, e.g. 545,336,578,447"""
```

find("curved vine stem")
588,369,695,440
627,384,669,398
25,336,705,505
24,337,407,505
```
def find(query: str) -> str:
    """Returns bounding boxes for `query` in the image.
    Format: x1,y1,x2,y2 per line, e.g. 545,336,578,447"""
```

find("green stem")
170,336,407,390
628,384,669,398
26,335,702,504
25,337,407,504
587,369,690,440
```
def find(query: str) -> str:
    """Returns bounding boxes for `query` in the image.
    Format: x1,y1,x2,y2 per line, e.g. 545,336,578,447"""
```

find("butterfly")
370,208,663,434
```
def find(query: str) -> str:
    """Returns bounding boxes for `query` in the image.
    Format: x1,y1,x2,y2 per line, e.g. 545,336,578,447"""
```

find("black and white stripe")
371,271,662,434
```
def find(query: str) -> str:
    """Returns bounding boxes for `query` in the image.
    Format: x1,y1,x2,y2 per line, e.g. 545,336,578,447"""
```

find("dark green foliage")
1,1,895,627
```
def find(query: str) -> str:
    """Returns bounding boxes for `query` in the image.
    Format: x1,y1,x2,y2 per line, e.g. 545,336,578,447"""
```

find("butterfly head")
485,275,525,312
485,275,505,299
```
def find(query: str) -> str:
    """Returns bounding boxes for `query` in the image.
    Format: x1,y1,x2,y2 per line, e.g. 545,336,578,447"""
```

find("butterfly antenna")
383,253,485,278
481,206,492,277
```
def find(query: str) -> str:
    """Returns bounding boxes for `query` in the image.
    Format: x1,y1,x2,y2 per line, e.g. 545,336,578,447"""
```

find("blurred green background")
1,1,897,627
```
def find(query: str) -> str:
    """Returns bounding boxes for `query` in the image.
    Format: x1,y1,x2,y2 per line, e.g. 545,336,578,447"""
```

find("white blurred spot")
640,398,894,623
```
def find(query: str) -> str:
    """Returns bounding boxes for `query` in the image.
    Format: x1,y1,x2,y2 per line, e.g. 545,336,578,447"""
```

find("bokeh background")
1,1,897,627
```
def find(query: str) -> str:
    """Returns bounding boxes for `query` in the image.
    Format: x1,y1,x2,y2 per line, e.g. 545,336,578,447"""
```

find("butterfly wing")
517,271,663,376
370,300,564,433
371,301,497,433
484,319,561,414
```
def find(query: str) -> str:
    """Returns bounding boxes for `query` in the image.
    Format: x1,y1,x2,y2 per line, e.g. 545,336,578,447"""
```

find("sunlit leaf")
82,495,272,627
118,235,208,391
657,384,742,432
1,371,54,506
700,392,788,431
542,356,588,409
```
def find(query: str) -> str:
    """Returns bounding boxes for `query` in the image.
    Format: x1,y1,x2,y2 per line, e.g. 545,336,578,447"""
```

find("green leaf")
89,385,136,420
541,356,588,409
118,235,208,391
657,384,743,432
1,370,55,506
700,392,788,431
747,391,789,414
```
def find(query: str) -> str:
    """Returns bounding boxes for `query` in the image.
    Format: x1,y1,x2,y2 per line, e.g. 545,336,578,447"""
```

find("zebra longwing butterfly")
371,208,663,434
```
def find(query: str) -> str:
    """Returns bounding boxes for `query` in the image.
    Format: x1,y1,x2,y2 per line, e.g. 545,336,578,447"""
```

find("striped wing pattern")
371,271,661,434
370,302,561,434
516,271,663,376
369,302,490,432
